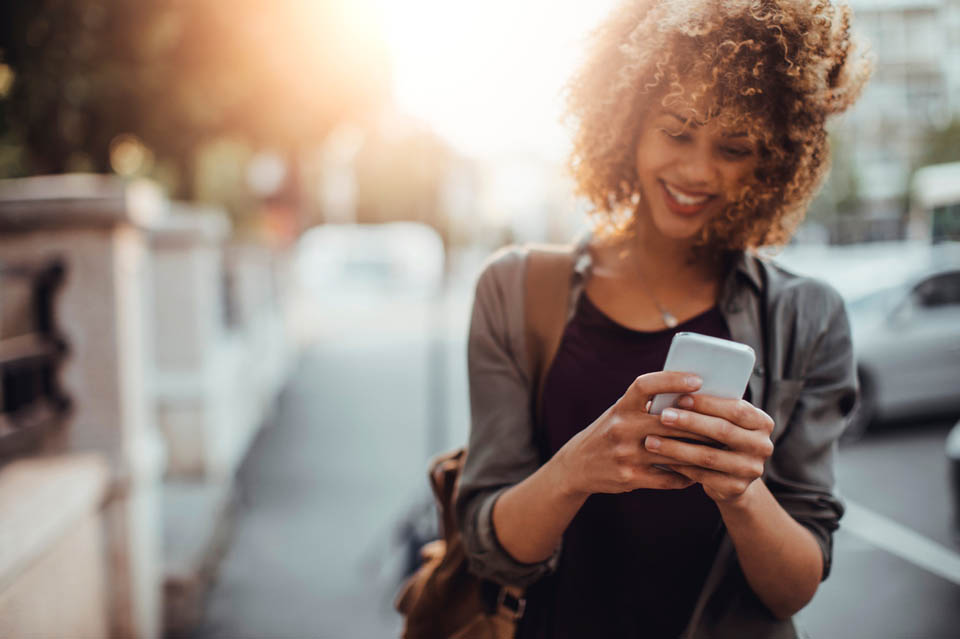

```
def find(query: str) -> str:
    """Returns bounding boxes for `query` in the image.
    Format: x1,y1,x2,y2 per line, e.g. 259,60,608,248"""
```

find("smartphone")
649,332,756,416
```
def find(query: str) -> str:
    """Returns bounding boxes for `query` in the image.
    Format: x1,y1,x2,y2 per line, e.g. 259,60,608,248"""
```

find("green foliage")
0,0,390,205
805,132,862,227
917,118,960,168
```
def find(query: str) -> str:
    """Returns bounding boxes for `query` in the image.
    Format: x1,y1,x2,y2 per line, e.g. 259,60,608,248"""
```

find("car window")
912,271,960,308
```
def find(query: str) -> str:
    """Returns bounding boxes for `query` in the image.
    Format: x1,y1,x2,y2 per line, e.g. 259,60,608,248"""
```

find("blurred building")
845,0,960,212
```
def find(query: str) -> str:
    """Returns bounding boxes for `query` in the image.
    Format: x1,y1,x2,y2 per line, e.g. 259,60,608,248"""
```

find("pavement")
192,297,459,639
193,277,960,639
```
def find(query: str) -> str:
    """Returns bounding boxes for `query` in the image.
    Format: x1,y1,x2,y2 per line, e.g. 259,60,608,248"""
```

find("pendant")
662,311,679,328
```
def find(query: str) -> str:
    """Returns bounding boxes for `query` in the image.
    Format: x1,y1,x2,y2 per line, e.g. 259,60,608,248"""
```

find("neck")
628,216,715,289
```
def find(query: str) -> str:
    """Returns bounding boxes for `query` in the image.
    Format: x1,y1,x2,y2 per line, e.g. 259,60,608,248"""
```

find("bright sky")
373,0,619,159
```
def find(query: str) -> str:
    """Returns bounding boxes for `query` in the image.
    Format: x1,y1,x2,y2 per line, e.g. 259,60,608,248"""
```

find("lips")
659,180,716,217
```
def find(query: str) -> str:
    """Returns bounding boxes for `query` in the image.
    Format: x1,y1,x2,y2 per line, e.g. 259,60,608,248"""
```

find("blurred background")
0,1,958,638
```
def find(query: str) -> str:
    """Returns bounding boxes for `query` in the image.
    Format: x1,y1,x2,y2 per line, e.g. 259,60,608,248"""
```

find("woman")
455,1,871,638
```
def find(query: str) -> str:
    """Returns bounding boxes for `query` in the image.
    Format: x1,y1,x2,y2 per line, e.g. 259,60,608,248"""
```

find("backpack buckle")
496,587,527,620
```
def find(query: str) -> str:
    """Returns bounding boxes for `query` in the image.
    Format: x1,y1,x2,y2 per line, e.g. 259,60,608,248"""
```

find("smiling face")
633,106,760,244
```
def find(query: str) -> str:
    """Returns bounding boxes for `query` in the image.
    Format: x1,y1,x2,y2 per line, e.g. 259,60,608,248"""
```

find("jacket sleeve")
764,281,858,581
453,246,561,587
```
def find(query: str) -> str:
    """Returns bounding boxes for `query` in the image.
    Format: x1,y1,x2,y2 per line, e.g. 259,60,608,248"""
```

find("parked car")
948,419,960,537
777,241,960,440
911,160,960,243
843,253,960,439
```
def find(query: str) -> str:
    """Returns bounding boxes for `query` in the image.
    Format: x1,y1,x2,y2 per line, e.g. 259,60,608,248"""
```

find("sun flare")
373,0,618,158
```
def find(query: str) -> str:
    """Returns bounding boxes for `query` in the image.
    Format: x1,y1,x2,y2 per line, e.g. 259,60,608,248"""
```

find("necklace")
644,282,680,328
630,251,679,329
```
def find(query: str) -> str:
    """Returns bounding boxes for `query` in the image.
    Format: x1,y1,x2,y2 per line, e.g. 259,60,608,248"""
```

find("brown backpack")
394,245,576,639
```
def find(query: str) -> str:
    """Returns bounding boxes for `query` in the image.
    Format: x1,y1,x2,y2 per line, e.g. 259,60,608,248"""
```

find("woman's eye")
660,128,689,141
720,146,753,159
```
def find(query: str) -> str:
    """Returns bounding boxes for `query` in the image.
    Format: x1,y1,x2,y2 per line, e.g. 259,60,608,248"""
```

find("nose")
676,146,717,188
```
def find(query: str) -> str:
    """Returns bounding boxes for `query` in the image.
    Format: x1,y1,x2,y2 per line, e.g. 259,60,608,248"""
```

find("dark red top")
518,291,731,639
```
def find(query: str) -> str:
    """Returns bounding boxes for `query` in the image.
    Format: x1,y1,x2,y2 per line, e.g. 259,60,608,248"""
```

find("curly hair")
565,0,873,251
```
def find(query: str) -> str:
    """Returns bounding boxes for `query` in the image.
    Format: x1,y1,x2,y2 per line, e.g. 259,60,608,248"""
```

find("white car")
843,255,960,438
948,419,960,536
778,241,960,439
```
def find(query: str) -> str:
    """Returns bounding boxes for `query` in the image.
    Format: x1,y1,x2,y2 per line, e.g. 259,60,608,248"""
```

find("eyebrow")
662,111,750,139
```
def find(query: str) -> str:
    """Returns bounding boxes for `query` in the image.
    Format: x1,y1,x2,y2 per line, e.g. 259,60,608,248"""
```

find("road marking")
843,499,960,586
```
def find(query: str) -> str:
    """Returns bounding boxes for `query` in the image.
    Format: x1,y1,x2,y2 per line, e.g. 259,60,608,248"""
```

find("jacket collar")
728,249,764,293
570,230,764,298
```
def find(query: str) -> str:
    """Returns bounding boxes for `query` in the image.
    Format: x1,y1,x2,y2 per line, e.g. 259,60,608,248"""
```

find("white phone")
649,332,756,415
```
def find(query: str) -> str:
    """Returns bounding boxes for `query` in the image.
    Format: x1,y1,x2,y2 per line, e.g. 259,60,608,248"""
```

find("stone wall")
0,454,110,638
0,174,295,638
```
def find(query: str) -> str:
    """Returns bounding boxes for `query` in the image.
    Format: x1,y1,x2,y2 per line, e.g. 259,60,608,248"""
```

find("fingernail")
645,435,661,450
661,408,678,424
678,395,694,409
686,375,702,388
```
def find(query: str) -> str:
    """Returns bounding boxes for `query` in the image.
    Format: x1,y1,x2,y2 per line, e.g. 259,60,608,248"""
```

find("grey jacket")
454,235,858,638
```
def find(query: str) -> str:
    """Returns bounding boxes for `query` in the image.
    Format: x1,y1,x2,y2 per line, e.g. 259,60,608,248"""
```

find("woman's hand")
644,393,775,504
551,371,708,498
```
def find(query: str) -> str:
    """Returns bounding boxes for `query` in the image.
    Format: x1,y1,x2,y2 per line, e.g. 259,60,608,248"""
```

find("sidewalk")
192,336,444,639
192,257,481,639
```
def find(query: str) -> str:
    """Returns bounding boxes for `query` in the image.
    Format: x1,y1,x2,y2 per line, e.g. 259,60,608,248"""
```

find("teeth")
664,183,710,206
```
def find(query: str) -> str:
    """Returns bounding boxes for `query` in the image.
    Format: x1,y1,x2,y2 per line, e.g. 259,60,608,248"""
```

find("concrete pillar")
148,206,237,479
0,174,167,639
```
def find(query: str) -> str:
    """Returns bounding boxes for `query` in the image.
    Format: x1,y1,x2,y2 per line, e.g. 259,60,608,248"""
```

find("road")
195,272,960,638
796,420,960,638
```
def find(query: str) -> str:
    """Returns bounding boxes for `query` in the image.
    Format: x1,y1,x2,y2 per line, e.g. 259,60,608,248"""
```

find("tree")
354,120,456,246
917,117,960,168
0,0,390,201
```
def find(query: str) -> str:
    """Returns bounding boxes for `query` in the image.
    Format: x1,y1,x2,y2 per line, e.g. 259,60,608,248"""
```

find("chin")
649,211,710,242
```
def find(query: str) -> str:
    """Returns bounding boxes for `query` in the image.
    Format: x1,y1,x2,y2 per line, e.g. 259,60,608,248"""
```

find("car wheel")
843,370,875,443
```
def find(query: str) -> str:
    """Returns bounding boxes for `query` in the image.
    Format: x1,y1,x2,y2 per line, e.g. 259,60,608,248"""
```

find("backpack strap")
428,448,466,543
396,244,578,633
523,243,577,428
